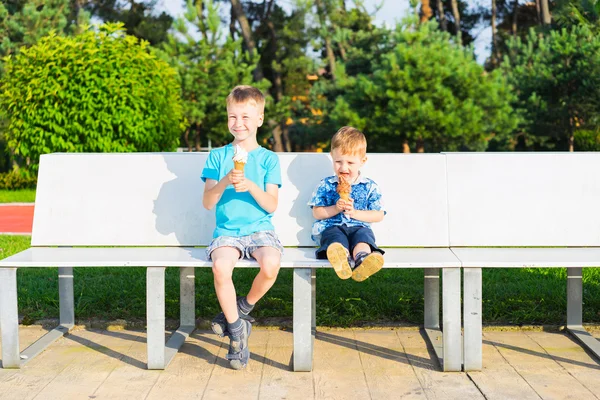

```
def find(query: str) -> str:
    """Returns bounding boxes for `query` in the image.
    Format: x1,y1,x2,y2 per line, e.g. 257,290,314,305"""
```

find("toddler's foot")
226,319,252,370
352,252,384,282
326,242,353,280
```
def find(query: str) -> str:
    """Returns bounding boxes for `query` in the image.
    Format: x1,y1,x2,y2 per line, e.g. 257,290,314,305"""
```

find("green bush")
0,170,36,190
0,23,185,171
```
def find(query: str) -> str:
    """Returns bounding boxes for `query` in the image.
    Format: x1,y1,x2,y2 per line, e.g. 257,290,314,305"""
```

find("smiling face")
331,148,367,182
227,101,264,144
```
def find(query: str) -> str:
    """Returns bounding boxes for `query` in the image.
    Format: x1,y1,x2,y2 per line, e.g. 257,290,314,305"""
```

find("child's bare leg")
247,247,281,305
352,242,372,258
211,247,241,323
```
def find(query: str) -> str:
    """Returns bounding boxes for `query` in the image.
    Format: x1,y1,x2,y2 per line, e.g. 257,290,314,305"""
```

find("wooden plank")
483,331,597,399
0,329,106,400
87,329,160,400
312,329,371,400
145,330,224,400
30,329,135,400
0,326,50,382
200,329,269,400
397,331,484,399
354,330,427,399
525,331,600,396
467,332,541,400
258,329,313,400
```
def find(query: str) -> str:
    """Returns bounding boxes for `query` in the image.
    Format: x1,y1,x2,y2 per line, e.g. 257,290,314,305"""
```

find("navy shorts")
316,225,384,259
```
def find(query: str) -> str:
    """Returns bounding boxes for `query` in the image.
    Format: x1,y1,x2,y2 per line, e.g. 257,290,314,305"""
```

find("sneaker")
326,242,353,280
352,252,384,282
211,311,255,338
225,319,252,370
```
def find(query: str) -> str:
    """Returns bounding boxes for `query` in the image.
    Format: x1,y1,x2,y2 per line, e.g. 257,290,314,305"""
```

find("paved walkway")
0,204,34,234
1,326,599,399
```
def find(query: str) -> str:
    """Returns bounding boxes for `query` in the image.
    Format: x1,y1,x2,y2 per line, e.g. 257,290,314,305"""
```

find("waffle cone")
234,161,246,171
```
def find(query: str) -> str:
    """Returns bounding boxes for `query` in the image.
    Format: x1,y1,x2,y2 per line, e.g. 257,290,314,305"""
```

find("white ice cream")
233,145,248,163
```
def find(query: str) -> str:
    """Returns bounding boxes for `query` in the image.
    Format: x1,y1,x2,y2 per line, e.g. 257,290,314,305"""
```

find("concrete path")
1,326,599,399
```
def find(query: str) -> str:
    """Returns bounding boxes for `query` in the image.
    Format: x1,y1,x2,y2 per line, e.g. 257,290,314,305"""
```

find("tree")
83,0,173,45
503,25,600,151
161,0,268,150
0,23,185,171
324,18,519,153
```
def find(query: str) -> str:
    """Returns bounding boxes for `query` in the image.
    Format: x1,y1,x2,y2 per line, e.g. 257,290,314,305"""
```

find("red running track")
0,205,34,234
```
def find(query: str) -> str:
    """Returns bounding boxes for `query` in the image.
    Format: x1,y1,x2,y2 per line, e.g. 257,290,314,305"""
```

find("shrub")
0,23,185,171
0,170,36,190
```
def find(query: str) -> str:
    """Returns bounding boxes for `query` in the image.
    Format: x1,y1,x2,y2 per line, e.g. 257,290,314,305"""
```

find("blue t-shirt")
308,174,385,243
201,144,281,238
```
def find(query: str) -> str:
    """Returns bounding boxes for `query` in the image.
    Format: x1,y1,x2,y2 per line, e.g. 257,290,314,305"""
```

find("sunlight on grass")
0,189,36,203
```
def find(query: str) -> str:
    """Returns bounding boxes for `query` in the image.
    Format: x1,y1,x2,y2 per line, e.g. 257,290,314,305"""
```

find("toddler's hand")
342,198,355,218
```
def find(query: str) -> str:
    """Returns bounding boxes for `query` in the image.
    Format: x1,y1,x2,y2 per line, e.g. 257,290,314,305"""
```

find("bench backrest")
445,153,600,246
31,152,450,247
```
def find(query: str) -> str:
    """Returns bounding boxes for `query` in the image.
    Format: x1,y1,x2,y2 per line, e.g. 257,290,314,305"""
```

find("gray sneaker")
225,319,252,370
211,311,255,338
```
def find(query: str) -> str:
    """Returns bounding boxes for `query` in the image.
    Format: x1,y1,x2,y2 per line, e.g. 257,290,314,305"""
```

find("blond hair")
226,85,265,112
331,126,367,156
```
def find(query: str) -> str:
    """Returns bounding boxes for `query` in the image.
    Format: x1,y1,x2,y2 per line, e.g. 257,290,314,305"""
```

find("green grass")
0,189,36,203
2,235,600,326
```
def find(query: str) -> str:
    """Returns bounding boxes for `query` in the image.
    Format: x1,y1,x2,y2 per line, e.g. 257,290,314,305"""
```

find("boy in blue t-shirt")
309,126,386,282
201,85,282,370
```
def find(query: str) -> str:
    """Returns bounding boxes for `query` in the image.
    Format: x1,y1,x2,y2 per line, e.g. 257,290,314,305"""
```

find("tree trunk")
230,0,263,80
315,0,336,80
421,0,433,22
184,127,192,152
512,0,518,37
535,0,542,25
270,123,284,152
436,0,447,31
491,0,498,66
195,125,201,152
450,0,461,44
539,0,551,26
416,138,425,153
402,140,411,153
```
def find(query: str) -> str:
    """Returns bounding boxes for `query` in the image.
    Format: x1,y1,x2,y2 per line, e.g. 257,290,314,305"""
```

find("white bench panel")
446,153,600,246
452,247,600,268
0,247,459,268
276,153,450,247
32,152,449,247
32,153,215,246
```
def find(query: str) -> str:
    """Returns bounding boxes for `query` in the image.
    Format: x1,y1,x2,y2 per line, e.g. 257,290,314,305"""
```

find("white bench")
0,152,462,372
446,153,600,371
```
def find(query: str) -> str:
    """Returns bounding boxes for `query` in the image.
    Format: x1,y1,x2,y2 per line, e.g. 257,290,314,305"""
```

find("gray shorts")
206,230,284,260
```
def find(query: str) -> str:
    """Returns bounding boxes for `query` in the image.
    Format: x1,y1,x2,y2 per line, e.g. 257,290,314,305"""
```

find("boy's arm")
344,209,385,223
312,198,350,220
246,182,279,214
203,172,235,210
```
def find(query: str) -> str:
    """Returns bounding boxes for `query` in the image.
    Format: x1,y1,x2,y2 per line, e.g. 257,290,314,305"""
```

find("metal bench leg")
162,267,196,368
442,267,461,372
293,267,314,371
0,268,20,368
147,267,166,369
58,267,75,328
566,267,600,360
423,268,444,368
463,268,482,371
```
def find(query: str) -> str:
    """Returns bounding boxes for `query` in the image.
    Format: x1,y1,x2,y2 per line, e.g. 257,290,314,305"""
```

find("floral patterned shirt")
308,173,385,243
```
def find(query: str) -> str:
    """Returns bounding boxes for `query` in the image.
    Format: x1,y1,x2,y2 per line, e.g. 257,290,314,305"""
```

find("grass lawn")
2,235,600,326
0,189,36,203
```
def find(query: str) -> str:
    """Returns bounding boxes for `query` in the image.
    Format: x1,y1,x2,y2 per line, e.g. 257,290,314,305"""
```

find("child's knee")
212,259,235,283
259,258,280,280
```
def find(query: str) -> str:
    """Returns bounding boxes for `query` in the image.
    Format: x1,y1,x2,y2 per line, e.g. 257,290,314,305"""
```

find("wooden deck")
1,326,599,399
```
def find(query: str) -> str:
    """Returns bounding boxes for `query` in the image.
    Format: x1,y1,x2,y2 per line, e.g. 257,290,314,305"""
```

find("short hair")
226,85,265,112
331,126,367,156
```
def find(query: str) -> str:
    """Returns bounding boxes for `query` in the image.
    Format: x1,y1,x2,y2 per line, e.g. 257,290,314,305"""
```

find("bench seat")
0,247,460,268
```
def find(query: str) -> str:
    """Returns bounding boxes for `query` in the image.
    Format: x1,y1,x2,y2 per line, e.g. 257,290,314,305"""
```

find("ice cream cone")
234,161,246,171
337,175,351,201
